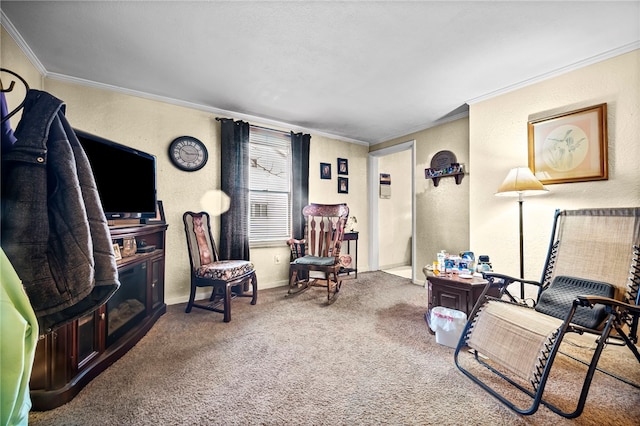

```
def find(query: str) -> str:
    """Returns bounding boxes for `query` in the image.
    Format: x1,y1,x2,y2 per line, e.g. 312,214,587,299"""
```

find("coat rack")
1,68,30,124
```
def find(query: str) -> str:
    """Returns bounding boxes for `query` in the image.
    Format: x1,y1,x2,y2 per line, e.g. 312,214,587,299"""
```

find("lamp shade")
495,167,548,197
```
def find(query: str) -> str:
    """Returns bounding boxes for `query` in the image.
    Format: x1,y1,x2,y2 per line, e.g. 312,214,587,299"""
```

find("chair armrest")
482,273,543,304
483,272,542,287
576,295,640,315
286,238,306,246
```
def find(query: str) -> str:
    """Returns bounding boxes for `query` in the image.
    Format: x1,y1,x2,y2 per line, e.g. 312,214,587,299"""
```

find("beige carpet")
29,272,640,425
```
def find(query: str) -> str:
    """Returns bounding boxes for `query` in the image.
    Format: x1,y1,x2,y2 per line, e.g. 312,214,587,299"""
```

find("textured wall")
469,50,640,280
372,117,471,279
1,27,43,123
2,26,369,303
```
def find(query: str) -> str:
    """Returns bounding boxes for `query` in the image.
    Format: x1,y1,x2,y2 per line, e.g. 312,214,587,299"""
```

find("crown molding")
3,11,636,146
2,12,369,145
48,71,371,146
1,11,47,75
466,41,640,105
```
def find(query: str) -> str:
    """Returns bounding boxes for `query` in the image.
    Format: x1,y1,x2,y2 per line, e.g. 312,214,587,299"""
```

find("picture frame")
320,162,332,180
338,177,349,194
143,200,166,224
112,243,122,261
337,158,348,175
528,103,608,184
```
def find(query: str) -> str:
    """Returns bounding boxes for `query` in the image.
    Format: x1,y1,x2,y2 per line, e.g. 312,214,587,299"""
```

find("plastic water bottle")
437,250,446,274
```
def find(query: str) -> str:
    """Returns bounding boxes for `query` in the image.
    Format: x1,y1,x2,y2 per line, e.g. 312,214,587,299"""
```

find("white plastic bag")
429,306,467,333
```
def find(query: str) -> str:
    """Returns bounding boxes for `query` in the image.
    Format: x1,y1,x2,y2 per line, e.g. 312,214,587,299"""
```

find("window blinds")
249,126,291,242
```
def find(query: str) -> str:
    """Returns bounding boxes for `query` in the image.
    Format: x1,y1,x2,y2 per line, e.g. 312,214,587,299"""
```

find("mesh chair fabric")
467,301,563,383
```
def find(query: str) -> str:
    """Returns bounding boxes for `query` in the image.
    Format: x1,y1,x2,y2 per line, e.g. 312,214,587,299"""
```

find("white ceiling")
2,1,639,145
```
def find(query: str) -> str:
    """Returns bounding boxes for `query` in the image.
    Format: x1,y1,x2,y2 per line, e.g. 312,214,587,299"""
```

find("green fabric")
1,248,38,426
292,255,335,266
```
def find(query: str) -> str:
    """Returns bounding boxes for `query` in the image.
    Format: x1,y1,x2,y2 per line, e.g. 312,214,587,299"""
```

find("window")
249,126,291,243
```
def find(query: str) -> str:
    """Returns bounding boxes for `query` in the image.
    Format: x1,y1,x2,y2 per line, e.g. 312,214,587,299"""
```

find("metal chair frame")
454,208,640,418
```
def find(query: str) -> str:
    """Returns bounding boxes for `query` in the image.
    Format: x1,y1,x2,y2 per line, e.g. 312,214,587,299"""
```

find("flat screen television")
75,129,157,220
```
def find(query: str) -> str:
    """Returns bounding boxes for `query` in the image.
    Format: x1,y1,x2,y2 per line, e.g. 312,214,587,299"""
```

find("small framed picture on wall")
338,158,348,175
320,163,331,179
338,177,349,194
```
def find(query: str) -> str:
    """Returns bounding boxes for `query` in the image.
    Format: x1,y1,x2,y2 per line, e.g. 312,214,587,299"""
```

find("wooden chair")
287,203,349,304
454,207,640,418
183,211,257,322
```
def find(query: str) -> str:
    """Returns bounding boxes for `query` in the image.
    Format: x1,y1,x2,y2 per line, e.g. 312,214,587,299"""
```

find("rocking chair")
287,203,349,303
455,207,640,418
183,211,257,322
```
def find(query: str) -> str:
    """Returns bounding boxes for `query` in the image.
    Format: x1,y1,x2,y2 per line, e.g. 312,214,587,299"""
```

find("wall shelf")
425,149,465,187
428,171,465,187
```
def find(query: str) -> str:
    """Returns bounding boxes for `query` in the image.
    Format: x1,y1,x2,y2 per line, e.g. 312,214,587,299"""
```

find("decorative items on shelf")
112,244,122,261
121,237,137,257
424,162,465,178
426,150,465,186
425,163,465,186
346,215,357,231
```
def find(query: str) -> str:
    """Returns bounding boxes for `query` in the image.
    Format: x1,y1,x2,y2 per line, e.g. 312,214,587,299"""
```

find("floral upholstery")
195,260,254,281
184,211,257,323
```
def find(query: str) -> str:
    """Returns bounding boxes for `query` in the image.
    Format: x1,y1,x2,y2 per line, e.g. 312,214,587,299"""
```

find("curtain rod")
215,117,300,135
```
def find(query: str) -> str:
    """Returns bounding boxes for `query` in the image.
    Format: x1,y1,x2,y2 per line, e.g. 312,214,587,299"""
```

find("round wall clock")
169,136,208,171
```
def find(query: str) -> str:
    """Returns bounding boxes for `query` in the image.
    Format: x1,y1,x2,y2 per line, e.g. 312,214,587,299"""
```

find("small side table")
425,274,498,334
340,231,358,278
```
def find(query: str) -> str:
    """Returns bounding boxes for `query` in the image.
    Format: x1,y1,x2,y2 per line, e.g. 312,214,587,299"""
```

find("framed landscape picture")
528,103,608,184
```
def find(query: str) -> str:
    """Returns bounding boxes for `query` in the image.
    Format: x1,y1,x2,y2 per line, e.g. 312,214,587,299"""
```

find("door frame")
368,140,416,283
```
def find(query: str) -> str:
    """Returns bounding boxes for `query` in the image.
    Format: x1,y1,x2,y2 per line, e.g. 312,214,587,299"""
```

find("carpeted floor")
29,271,640,425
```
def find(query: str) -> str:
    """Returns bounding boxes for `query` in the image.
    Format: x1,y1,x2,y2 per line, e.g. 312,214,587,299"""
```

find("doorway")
368,140,416,283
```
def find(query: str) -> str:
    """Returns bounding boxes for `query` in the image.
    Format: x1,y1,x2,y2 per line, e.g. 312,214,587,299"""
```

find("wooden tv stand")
29,223,167,411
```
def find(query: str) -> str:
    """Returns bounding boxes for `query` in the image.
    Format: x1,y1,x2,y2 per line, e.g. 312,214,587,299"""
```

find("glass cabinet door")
106,263,147,347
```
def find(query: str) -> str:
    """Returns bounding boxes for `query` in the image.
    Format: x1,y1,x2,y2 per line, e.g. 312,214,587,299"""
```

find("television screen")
75,129,157,220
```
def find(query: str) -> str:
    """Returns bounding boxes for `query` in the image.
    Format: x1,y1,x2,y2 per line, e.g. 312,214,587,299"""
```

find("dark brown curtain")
290,132,310,240
219,118,250,260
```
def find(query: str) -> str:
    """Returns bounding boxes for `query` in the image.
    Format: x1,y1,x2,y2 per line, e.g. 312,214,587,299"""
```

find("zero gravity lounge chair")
454,207,640,418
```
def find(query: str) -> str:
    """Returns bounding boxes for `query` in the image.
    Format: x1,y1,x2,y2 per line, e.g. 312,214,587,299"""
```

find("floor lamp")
495,167,548,299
